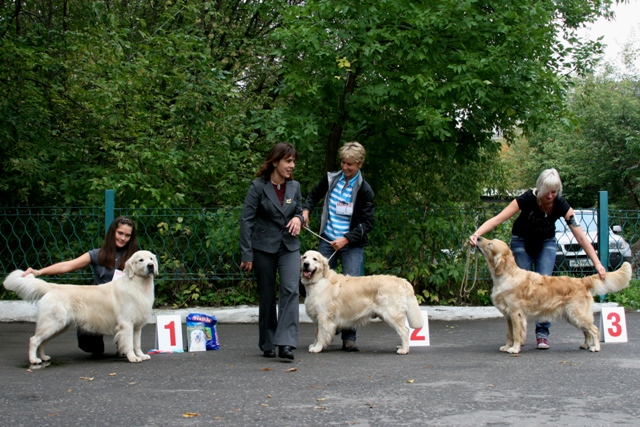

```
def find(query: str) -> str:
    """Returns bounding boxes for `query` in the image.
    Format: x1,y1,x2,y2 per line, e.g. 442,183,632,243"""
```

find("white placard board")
406,310,430,347
599,307,628,343
156,314,184,351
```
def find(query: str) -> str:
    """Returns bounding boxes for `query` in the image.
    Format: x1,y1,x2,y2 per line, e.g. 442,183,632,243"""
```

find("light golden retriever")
3,250,158,364
300,250,424,354
476,237,631,353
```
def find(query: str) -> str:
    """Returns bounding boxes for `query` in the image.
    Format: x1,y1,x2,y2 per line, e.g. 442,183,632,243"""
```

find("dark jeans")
511,236,557,339
318,238,365,342
77,328,104,354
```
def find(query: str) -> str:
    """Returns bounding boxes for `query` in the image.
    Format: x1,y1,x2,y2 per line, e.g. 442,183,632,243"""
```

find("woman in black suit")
240,143,303,360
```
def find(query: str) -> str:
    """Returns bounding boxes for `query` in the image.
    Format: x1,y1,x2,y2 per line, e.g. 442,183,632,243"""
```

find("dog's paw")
41,355,51,362
506,347,520,354
126,353,143,363
139,354,151,361
499,345,510,352
308,345,323,353
588,345,600,352
29,357,43,365
396,347,409,355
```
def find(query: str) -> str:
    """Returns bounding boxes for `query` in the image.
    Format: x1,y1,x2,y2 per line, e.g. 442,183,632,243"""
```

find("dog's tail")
404,281,424,329
590,262,632,296
3,270,56,301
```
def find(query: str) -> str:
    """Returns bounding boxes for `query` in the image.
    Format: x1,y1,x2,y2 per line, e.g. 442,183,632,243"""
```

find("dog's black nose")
303,261,310,269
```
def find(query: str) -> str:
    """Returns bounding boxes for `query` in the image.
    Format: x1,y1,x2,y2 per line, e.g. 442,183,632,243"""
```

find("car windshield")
555,211,598,233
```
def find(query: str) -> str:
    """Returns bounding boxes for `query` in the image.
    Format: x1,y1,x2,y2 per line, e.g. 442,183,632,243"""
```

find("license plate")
569,259,593,268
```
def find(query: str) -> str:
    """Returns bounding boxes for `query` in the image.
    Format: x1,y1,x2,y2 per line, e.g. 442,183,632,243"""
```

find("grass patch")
603,279,640,310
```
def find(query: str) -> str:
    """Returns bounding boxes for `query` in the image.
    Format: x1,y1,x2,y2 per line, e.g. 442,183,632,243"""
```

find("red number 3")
607,312,622,337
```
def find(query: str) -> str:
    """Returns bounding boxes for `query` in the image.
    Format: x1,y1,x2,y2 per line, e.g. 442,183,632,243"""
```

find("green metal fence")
1,202,638,297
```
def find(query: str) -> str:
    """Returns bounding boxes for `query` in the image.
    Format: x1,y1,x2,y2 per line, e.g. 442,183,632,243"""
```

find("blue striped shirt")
324,172,359,240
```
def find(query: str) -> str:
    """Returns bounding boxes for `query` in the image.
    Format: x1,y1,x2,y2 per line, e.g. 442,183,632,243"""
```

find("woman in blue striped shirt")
302,141,375,352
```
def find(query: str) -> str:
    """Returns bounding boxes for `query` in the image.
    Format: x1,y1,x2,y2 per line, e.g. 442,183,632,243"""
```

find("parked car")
555,210,632,275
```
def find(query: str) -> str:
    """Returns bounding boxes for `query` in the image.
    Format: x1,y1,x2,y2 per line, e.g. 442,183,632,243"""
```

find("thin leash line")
303,226,338,262
460,242,479,298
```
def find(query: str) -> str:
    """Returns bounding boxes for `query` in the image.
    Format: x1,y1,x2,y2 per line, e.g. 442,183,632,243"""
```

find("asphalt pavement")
1,309,639,426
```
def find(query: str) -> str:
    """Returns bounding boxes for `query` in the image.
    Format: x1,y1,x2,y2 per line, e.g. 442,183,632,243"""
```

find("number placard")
406,310,430,347
156,314,184,351
599,307,628,343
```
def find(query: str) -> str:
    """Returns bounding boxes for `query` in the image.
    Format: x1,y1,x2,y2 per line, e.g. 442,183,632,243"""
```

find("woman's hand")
302,211,310,228
595,263,606,281
22,267,39,277
331,237,349,251
469,234,479,246
287,216,302,236
240,261,252,272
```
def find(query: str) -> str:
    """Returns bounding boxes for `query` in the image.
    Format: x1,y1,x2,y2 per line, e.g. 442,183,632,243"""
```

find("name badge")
112,269,125,281
336,202,353,215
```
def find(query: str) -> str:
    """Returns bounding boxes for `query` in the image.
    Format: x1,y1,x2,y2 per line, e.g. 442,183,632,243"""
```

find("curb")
0,301,619,324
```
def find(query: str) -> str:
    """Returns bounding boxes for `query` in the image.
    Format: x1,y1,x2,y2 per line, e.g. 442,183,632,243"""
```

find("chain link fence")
1,205,638,304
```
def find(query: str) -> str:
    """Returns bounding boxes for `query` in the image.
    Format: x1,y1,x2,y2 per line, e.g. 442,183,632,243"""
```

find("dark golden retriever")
476,237,631,353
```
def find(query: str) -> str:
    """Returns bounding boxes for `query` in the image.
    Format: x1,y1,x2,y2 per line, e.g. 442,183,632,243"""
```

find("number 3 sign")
599,307,628,343
406,310,430,347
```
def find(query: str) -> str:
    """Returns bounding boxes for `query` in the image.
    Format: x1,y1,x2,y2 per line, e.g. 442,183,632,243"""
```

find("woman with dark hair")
23,216,139,356
240,143,303,360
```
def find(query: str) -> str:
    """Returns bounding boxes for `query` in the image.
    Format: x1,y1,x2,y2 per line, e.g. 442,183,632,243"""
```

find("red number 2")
410,327,426,341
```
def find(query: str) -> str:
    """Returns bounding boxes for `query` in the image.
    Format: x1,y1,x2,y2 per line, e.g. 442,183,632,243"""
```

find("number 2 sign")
156,314,184,351
406,310,430,347
599,307,628,343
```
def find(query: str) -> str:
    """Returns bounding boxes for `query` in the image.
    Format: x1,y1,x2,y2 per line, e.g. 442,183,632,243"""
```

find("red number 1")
607,312,622,337
164,321,177,346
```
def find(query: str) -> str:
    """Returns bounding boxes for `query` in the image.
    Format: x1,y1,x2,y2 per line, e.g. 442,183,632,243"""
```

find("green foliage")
604,280,640,310
0,0,616,210
363,205,505,305
512,71,640,209
0,0,289,208
271,0,612,205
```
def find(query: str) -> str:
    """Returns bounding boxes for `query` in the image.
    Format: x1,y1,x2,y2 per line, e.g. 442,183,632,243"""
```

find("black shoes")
278,345,294,360
342,340,359,352
262,349,276,358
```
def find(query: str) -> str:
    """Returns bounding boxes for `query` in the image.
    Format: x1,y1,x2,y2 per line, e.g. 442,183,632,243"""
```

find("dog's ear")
493,253,505,276
152,255,158,275
124,255,135,279
322,254,330,277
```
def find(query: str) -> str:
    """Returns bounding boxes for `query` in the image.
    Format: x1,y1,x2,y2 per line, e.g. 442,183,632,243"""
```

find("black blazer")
240,178,303,262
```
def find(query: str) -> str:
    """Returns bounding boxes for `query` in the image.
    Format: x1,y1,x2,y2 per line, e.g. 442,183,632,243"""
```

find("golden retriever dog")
476,237,631,353
3,250,158,364
300,250,424,355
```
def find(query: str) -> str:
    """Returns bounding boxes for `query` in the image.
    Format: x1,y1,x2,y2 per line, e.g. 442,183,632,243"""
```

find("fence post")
597,191,609,272
105,190,115,234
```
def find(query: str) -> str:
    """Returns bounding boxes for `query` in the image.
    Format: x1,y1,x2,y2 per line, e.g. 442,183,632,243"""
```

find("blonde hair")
339,141,366,164
534,168,563,202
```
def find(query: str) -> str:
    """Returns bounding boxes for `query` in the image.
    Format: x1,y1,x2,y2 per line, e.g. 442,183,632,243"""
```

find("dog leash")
303,226,338,262
459,243,479,299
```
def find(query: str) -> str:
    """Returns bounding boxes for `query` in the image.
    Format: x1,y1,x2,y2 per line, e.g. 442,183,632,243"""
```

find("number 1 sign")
599,307,628,343
156,314,184,351
406,310,430,347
